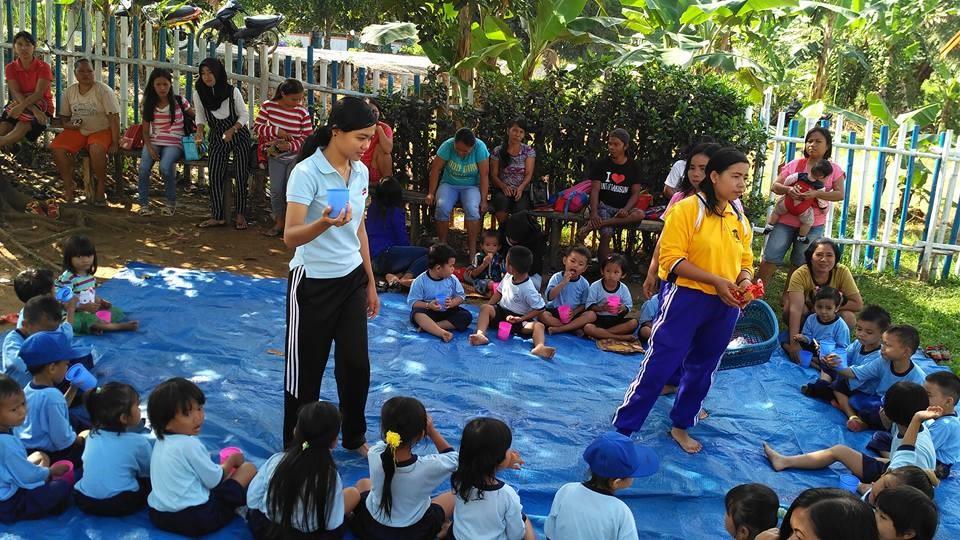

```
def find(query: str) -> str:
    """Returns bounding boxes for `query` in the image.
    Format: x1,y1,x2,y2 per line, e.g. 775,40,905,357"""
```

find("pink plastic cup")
51,460,75,485
95,309,112,323
220,446,242,473
489,281,500,296
497,321,512,341
607,295,621,314
557,305,572,323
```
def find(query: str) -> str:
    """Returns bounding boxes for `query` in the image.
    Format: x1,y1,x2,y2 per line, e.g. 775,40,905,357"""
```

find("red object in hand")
735,280,765,303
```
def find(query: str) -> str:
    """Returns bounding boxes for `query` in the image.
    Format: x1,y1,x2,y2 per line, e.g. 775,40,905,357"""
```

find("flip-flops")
925,345,952,364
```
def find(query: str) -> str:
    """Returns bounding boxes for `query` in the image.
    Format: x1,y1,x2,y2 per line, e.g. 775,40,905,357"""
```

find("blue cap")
583,432,659,478
18,330,90,368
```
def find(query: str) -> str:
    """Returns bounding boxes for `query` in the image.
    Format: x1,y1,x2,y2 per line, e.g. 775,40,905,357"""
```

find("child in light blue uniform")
3,295,79,389
802,305,889,402
637,294,661,342
73,382,152,516
407,244,472,342
540,246,594,335
352,396,458,539
247,401,370,538
0,374,72,524
147,377,257,536
584,254,638,341
16,330,88,467
545,432,658,540
793,287,850,360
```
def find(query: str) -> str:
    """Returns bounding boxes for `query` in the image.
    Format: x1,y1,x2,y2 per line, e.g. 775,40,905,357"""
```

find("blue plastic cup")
327,188,349,217
799,350,813,368
435,294,448,311
839,473,860,493
55,286,73,303
65,364,97,392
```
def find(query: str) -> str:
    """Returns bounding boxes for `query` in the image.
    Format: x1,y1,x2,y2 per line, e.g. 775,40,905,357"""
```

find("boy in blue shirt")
17,330,89,467
0,374,73,524
470,245,555,359
407,243,472,342
540,246,594,334
637,294,661,343
3,295,78,388
825,325,926,432
792,287,850,361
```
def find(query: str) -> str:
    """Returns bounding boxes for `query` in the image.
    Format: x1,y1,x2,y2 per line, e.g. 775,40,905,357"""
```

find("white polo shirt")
287,148,370,279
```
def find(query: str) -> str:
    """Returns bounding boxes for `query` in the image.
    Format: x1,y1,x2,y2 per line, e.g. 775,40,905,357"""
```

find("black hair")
297,97,376,163
272,78,304,101
803,126,834,159
454,128,476,147
926,371,960,403
451,417,512,503
371,176,403,219
810,159,834,179
195,57,232,112
601,253,629,274
147,377,206,440
724,483,779,539
14,268,54,303
142,68,174,123
61,235,98,275
506,245,533,275
805,496,879,540
804,238,842,270
813,286,842,307
85,382,140,433
885,324,921,353
567,245,591,260
883,465,938,500
701,147,749,216
267,401,341,537
875,486,938,540
882,381,929,427
497,117,528,171
427,243,457,269
858,305,891,331
779,488,854,539
0,374,24,402
677,142,723,195
13,31,36,47
22,295,63,326
481,228,501,243
584,473,616,494
378,396,427,518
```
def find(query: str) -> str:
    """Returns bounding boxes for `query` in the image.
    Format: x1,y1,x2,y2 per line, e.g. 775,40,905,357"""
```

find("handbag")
182,136,201,161
119,124,143,150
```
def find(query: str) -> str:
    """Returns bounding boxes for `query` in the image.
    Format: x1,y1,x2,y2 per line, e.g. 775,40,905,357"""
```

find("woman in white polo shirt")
282,97,380,454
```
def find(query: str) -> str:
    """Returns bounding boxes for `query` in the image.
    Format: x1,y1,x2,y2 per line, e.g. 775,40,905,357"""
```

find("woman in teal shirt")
426,128,489,256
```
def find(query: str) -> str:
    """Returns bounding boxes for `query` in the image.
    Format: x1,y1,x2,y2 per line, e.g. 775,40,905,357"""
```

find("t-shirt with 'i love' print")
588,156,642,209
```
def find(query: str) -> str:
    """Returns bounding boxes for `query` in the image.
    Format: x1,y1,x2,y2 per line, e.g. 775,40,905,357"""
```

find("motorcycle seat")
245,15,283,28
161,5,199,21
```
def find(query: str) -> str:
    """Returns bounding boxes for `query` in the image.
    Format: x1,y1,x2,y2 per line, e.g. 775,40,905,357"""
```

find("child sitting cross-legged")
470,245,556,359
790,286,850,369
465,229,506,296
147,377,257,537
0,374,73,524
824,324,926,432
763,381,936,484
545,432,658,540
723,483,779,540
583,254,639,342
540,245,595,335
407,243,472,342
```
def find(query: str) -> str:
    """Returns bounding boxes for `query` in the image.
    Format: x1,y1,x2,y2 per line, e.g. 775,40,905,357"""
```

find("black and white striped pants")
206,117,251,221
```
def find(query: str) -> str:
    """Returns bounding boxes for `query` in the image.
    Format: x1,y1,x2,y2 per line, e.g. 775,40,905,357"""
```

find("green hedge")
378,61,767,197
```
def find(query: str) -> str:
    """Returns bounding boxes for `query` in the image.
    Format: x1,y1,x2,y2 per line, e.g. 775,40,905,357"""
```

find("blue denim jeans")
138,145,183,205
435,182,482,221
762,223,825,267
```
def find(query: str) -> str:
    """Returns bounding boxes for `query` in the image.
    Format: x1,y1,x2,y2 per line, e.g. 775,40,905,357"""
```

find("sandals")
925,345,952,364
235,217,248,231
197,219,226,228
846,415,868,432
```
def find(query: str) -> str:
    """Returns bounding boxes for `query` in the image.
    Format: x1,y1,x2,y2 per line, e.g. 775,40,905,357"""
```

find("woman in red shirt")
0,31,53,148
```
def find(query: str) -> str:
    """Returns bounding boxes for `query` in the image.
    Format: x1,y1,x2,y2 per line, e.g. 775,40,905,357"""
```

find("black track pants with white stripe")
283,265,370,449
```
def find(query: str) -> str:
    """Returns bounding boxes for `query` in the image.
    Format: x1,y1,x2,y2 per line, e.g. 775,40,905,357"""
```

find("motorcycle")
114,0,204,52
197,0,285,54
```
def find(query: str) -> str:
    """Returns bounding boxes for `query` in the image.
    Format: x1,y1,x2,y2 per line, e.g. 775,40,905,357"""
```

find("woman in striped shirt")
138,68,195,216
254,79,313,237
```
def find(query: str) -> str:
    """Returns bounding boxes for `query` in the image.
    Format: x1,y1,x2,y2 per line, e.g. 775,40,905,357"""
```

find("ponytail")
379,431,401,517
85,382,140,433
297,96,376,163
296,126,332,163
377,397,427,518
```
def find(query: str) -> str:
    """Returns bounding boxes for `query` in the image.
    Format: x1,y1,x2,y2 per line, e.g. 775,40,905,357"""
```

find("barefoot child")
545,431,657,540
470,246,556,359
764,381,936,483
541,246,593,334
73,382,152,516
351,396,457,539
465,229,506,296
825,325,926,432
450,417,535,540
724,483,779,540
147,377,257,536
0,374,73,524
56,235,138,335
801,305,888,401
247,401,371,538
407,244,472,342
583,254,639,341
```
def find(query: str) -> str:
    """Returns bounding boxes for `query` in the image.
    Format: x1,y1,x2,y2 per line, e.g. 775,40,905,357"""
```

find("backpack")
552,180,592,215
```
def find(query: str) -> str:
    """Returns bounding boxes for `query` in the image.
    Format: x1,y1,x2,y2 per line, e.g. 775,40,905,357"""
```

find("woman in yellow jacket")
613,147,755,453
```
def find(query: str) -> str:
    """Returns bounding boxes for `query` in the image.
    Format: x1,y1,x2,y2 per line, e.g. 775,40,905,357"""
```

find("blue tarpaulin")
2,263,957,539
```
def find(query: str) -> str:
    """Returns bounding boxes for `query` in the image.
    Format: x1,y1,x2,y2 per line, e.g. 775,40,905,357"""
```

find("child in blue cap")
545,432,658,540
17,330,91,468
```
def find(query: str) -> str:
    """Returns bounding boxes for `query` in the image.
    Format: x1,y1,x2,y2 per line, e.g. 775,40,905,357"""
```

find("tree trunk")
811,13,835,101
323,19,333,49
455,2,475,85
